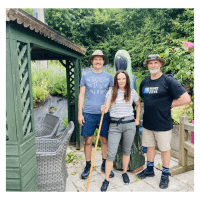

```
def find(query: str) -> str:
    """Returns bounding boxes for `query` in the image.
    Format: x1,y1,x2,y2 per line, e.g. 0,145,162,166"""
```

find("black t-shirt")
140,74,187,131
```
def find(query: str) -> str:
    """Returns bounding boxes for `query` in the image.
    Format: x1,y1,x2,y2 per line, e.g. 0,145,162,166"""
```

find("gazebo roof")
6,8,86,55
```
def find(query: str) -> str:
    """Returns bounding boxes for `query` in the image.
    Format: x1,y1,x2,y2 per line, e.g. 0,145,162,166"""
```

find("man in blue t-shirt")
78,50,114,179
138,54,191,189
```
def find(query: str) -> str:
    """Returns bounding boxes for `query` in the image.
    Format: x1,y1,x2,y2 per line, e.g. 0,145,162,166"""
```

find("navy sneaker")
159,175,169,189
101,166,115,178
101,179,109,192
122,173,130,184
137,168,155,179
81,164,91,179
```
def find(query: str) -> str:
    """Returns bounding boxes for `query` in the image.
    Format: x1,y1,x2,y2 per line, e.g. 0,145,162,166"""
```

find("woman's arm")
101,98,111,113
134,100,141,126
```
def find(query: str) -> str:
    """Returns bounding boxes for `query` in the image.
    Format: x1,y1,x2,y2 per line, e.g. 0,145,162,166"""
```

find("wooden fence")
169,115,194,176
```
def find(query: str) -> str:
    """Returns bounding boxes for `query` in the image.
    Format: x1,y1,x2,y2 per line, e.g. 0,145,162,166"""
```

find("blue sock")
162,167,169,178
147,161,154,172
102,159,106,168
86,161,91,167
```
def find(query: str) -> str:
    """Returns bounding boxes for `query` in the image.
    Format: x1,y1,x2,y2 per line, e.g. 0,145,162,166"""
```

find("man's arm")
78,86,86,126
171,92,191,108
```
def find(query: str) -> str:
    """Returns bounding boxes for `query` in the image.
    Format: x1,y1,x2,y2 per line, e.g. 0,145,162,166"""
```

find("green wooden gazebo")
6,8,86,191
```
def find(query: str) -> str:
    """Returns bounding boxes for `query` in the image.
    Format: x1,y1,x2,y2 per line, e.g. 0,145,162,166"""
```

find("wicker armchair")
35,121,74,192
35,113,60,139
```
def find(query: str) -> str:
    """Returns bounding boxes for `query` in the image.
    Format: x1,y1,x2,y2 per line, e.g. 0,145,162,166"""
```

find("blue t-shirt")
140,74,186,131
80,70,113,114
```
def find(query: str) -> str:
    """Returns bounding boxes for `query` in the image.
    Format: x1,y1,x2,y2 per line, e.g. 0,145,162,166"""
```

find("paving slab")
65,178,78,192
173,170,194,189
142,167,189,192
108,180,157,192
65,145,194,192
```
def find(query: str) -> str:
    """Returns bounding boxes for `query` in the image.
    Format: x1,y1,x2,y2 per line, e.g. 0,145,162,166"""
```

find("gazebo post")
6,26,38,191
65,58,83,149
74,58,84,149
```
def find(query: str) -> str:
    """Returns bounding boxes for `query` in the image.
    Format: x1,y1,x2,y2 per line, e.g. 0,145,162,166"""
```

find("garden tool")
86,111,105,192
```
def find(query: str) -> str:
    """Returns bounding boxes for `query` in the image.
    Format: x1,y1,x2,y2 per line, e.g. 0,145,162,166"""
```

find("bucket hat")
88,50,109,65
143,54,166,67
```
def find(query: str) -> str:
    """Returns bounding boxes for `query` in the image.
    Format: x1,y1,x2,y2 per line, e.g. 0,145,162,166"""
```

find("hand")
135,119,139,126
101,105,107,113
78,114,85,126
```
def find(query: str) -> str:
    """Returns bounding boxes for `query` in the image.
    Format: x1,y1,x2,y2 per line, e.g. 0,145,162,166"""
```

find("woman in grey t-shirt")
100,70,141,192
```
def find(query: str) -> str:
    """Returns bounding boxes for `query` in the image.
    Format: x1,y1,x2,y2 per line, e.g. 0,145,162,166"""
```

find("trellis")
6,8,86,191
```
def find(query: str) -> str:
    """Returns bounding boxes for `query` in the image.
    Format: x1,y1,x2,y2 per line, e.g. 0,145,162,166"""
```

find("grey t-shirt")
105,89,139,118
80,70,113,114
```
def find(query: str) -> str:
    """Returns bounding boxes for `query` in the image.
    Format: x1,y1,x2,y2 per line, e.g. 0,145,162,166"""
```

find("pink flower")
173,49,176,52
183,42,194,50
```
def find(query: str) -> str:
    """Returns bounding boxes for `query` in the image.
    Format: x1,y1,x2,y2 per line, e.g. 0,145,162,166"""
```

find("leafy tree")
22,8,33,15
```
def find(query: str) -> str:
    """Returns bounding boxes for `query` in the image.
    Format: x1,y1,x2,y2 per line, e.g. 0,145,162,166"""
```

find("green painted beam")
7,21,83,60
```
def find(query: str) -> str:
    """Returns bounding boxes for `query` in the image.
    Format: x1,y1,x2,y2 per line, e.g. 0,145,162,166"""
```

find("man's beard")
149,67,160,75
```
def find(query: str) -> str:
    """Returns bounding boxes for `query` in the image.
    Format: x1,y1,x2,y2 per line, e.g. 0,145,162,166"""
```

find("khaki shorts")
142,127,172,151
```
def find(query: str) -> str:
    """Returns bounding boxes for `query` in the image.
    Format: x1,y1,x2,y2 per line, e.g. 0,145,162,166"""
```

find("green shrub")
162,39,194,121
48,73,67,97
63,115,68,129
31,63,68,107
32,86,49,107
103,67,115,77
92,129,102,147
171,103,193,124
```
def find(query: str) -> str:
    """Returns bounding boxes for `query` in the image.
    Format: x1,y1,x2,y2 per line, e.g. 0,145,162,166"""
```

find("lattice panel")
17,41,33,136
69,61,75,104
6,112,9,141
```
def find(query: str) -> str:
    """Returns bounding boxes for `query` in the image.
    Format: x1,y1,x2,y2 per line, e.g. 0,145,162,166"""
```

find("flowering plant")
182,42,194,50
161,39,194,122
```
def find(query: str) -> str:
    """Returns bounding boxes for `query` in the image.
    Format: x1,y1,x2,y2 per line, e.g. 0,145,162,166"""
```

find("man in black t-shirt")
137,54,191,189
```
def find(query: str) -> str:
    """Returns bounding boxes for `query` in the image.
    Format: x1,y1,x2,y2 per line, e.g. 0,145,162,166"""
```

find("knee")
100,136,108,146
85,137,93,146
161,150,171,155
106,152,116,161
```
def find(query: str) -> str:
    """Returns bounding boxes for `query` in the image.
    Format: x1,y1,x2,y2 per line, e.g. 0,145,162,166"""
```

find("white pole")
33,8,48,69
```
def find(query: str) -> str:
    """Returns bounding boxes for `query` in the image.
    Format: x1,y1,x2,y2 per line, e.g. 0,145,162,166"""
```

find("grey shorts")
107,116,136,161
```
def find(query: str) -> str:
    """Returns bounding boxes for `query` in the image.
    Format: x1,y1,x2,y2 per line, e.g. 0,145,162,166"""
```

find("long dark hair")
111,70,131,104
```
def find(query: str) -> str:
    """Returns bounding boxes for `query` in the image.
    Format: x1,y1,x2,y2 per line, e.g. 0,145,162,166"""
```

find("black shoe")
137,168,155,179
101,179,109,192
101,166,115,178
122,173,130,184
159,175,169,189
81,164,91,179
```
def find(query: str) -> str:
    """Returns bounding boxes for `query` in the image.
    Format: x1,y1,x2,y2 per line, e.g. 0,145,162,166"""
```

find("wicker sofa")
35,113,60,139
35,121,74,191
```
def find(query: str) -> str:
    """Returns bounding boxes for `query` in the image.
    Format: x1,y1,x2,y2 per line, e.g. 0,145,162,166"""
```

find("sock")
162,166,169,179
147,161,154,172
102,158,106,168
86,160,91,167
104,179,109,183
